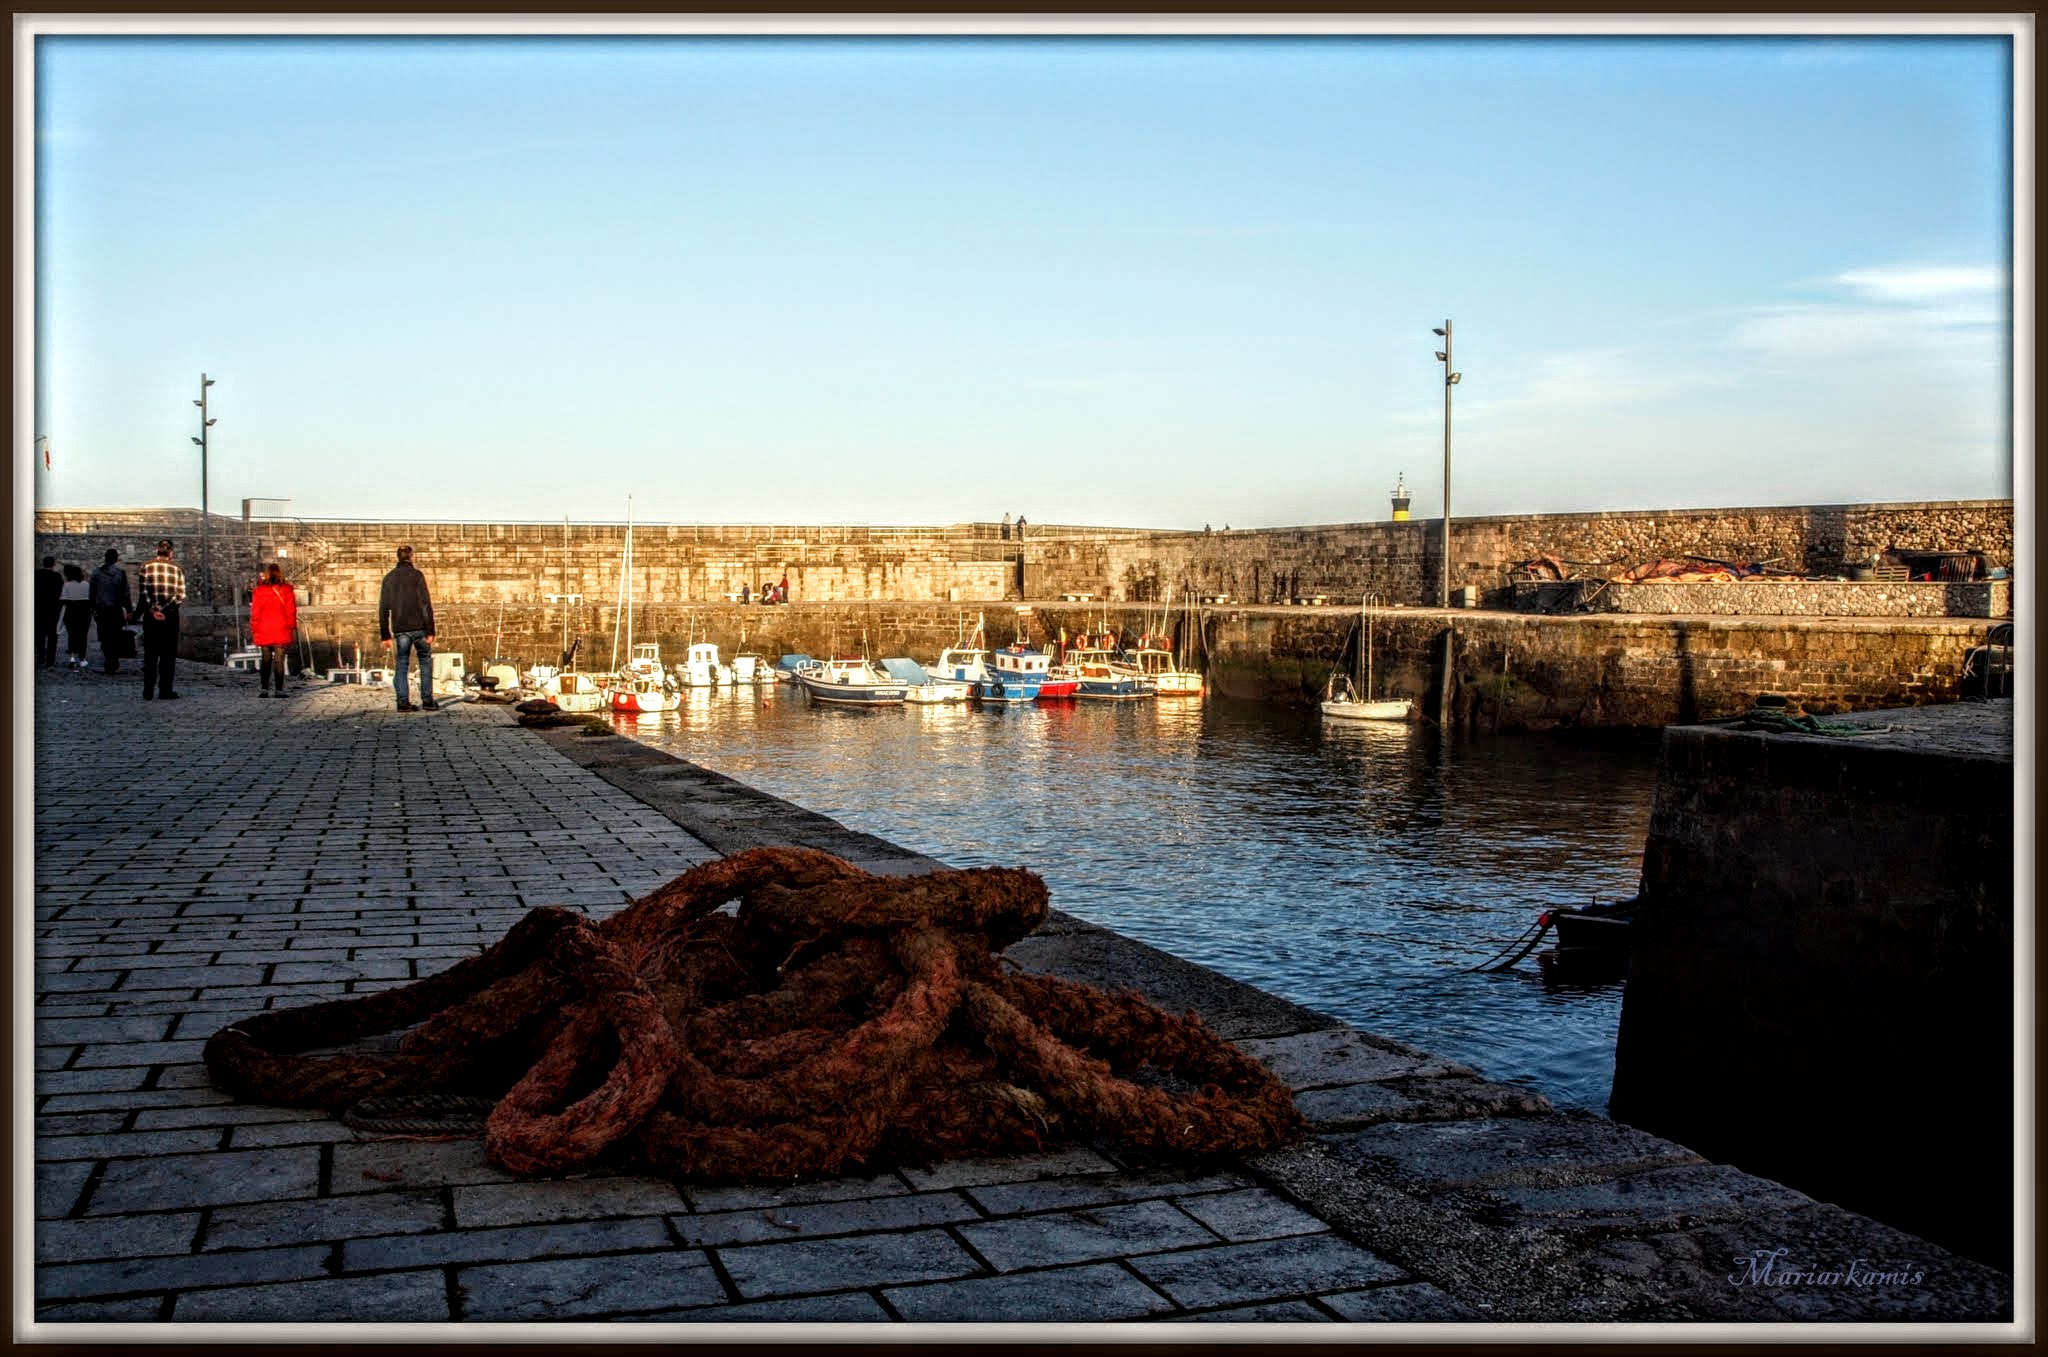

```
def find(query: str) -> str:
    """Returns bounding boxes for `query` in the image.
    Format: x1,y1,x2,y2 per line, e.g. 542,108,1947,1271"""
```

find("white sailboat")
1322,595,1412,722
608,498,680,714
537,517,606,713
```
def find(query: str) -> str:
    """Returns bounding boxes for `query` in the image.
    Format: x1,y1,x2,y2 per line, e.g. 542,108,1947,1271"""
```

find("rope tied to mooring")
204,846,1303,1183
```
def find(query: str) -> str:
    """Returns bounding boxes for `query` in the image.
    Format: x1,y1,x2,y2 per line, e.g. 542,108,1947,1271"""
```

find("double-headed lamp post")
1432,322,1461,608
192,374,218,605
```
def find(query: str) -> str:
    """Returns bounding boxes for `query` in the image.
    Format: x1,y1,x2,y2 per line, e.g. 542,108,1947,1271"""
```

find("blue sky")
31,29,2016,527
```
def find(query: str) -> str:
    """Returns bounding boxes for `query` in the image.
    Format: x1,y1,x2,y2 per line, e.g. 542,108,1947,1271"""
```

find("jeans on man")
393,631,434,707
141,607,179,697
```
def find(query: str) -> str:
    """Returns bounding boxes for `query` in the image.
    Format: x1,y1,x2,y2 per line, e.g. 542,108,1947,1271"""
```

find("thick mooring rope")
204,847,1303,1182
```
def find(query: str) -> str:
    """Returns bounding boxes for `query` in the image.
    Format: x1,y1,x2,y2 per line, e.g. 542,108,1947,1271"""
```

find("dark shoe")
159,692,181,700
142,691,155,700
421,702,440,711
396,702,419,712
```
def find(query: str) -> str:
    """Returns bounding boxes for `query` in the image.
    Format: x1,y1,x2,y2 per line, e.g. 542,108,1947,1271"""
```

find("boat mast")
624,495,635,659
561,517,571,667
1363,595,1374,699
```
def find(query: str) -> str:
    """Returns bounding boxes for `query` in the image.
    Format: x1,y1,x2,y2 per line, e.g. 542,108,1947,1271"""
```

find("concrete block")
342,1216,669,1272
718,1227,981,1298
456,1249,726,1320
1492,1163,1811,1231
36,1212,203,1264
1131,1233,1406,1310
36,1162,94,1218
329,1138,518,1194
966,1167,1251,1217
961,1199,1218,1272
454,1176,687,1228
1172,1188,1327,1243
1320,1281,1482,1321
88,1146,322,1214
896,1147,1119,1191
684,1169,914,1213
174,1270,452,1322
886,1260,1178,1322
674,1189,977,1248
36,1244,331,1301
1238,1026,1473,1089
204,1190,445,1250
1324,1113,1699,1190
36,1127,224,1161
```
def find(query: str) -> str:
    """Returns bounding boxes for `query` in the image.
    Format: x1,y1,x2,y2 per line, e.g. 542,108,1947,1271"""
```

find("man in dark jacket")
90,549,130,674
35,555,63,667
377,544,438,712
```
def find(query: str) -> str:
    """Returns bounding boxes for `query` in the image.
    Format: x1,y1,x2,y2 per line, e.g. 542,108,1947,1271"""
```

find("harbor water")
608,685,1662,1112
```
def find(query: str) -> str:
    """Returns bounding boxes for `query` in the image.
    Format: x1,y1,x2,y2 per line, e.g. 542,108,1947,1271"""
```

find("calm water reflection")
610,686,1661,1111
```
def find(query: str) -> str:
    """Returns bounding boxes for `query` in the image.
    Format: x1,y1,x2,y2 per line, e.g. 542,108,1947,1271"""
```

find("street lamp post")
1432,322,1461,608
192,374,218,605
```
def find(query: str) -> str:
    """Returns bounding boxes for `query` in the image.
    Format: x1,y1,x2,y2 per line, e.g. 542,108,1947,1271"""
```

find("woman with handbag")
249,563,298,698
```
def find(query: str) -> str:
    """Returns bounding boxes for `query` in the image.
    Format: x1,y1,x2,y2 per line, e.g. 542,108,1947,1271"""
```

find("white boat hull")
1321,697,1412,722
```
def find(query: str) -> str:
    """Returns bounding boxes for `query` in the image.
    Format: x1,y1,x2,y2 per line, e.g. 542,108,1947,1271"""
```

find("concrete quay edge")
27,666,2017,1331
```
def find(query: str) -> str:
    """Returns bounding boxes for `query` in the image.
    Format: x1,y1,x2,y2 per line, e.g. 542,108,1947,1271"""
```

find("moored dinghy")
793,655,910,706
882,656,971,703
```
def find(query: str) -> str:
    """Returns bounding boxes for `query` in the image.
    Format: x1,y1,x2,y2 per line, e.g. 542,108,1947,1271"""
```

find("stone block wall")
33,499,2011,612
1610,709,2014,1267
1602,579,2011,618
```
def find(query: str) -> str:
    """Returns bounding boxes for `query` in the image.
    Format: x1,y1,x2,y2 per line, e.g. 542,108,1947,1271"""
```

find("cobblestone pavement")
28,664,2017,1332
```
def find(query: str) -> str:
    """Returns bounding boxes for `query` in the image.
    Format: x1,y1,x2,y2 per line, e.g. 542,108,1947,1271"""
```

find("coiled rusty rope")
205,847,1303,1182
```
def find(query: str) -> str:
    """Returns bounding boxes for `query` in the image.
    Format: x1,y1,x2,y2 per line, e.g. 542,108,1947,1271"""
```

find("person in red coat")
248,562,298,698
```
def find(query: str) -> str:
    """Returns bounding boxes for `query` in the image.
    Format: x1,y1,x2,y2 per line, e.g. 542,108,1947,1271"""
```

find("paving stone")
36,1213,203,1264
1238,1026,1474,1089
34,1015,179,1044
1493,1164,1812,1232
1325,1113,1708,1191
960,1199,1218,1272
896,1147,1120,1192
454,1176,688,1227
674,1189,979,1248
35,1112,130,1137
684,1170,914,1213
88,1147,322,1214
886,1260,1178,1322
1321,1281,1483,1321
647,1290,894,1322
131,1104,329,1130
204,1190,446,1250
1131,1234,1407,1310
37,1128,224,1161
330,1138,519,1194
343,1216,670,1271
36,1161,94,1218
36,1245,331,1300
35,1067,150,1095
1172,1188,1327,1242
456,1249,726,1320
173,1270,452,1322
228,1119,363,1148
1176,1299,1332,1321
965,1167,1252,1217
34,1295,166,1321
719,1228,982,1298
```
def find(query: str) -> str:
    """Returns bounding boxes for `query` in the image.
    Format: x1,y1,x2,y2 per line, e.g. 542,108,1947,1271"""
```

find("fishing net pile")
203,847,1303,1181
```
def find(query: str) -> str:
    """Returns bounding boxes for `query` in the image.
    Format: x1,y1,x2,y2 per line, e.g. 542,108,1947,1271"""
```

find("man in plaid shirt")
135,538,186,700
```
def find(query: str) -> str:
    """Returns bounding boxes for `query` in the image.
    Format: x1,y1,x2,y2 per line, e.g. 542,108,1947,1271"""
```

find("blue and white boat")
880,657,971,704
792,655,909,706
974,644,1052,703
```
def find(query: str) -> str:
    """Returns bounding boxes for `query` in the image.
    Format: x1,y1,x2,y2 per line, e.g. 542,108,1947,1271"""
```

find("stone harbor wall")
34,499,2012,611
1599,579,2011,618
1609,703,2015,1270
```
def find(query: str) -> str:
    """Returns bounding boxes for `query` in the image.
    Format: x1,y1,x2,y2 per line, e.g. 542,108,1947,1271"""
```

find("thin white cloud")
1728,264,2007,368
1833,265,2008,304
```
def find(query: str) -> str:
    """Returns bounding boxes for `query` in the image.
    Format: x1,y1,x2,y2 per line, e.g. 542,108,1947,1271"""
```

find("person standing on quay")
91,549,130,674
378,544,438,712
135,538,185,700
249,562,298,698
57,564,93,670
35,555,64,667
